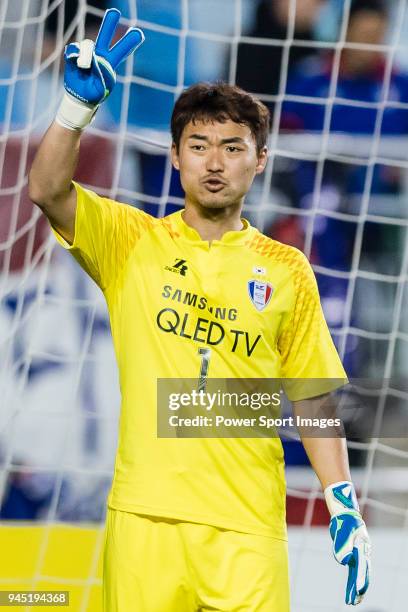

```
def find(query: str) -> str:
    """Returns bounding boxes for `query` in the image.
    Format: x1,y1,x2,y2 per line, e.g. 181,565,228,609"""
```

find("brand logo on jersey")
165,258,188,276
248,280,273,311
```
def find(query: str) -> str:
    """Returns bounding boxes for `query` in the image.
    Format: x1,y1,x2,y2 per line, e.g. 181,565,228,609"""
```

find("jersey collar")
166,209,255,246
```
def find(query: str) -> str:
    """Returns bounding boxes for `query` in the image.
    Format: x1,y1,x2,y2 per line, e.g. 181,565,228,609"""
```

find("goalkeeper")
29,9,371,611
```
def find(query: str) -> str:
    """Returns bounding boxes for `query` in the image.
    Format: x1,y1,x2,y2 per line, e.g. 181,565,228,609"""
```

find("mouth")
202,178,227,192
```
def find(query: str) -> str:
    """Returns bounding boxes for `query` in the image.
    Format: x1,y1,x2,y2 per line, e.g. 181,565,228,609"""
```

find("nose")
206,147,224,173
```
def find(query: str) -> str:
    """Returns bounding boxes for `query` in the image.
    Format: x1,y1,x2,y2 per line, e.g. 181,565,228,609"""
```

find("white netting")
0,1,408,611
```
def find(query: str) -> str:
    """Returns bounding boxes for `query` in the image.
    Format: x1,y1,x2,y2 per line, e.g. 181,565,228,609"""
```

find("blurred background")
0,1,408,610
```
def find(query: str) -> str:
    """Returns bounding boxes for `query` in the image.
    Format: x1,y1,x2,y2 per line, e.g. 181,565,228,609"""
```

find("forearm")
28,121,81,208
293,395,351,489
299,435,351,490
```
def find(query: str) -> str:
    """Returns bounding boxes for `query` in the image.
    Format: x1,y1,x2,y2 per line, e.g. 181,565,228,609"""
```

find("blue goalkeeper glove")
325,481,371,606
56,8,144,130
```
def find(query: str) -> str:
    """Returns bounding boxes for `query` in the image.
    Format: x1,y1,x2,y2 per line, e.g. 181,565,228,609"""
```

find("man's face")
344,11,387,74
275,0,323,31
171,119,267,210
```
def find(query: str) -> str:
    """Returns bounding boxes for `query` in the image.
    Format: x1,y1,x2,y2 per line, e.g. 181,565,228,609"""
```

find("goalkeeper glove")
56,8,144,131
325,481,371,606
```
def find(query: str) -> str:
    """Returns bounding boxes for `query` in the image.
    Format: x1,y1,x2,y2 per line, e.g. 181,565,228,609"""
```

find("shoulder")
246,230,309,267
287,56,328,89
391,68,408,95
246,231,317,290
391,65,408,82
297,55,327,78
75,181,157,230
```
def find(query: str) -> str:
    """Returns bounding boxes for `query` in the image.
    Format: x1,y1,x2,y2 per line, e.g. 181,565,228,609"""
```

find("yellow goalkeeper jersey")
52,182,346,540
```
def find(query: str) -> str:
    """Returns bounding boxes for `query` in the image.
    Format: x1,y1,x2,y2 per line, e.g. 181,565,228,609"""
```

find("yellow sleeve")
278,250,347,400
51,182,154,290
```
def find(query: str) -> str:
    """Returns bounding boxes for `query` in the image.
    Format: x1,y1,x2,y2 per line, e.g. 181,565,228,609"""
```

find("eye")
226,146,242,153
190,144,206,151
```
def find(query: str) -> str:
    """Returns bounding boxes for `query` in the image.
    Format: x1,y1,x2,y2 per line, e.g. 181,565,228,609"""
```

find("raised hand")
63,8,144,106
56,8,144,130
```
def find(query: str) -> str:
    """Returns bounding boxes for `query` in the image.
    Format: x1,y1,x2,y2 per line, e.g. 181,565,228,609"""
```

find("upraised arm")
29,122,80,244
28,8,144,244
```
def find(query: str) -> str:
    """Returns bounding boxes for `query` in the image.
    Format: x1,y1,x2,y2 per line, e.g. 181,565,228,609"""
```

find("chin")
198,190,240,209
200,198,230,209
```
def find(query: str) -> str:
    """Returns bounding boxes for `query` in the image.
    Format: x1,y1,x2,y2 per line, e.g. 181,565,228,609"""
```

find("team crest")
248,280,273,311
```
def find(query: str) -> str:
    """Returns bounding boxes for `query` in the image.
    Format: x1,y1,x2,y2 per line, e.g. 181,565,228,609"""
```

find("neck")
182,201,244,242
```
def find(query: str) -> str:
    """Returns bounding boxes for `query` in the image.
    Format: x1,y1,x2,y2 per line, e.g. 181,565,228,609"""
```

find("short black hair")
350,0,387,19
171,82,270,154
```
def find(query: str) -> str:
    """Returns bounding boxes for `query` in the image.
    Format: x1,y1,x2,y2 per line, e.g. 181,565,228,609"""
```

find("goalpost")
0,0,407,610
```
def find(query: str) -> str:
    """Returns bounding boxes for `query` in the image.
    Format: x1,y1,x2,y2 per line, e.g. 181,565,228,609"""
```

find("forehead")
181,119,255,144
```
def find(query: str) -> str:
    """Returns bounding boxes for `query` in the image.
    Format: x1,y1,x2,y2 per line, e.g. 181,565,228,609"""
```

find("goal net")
0,0,407,610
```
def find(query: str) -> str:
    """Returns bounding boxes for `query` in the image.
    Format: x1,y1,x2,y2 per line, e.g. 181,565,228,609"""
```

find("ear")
171,142,180,171
255,147,268,175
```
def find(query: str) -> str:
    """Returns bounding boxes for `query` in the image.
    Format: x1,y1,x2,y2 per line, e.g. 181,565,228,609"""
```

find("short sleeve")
278,250,347,400
51,182,154,290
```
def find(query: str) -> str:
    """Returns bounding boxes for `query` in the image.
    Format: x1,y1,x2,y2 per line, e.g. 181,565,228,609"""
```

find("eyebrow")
188,134,247,145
